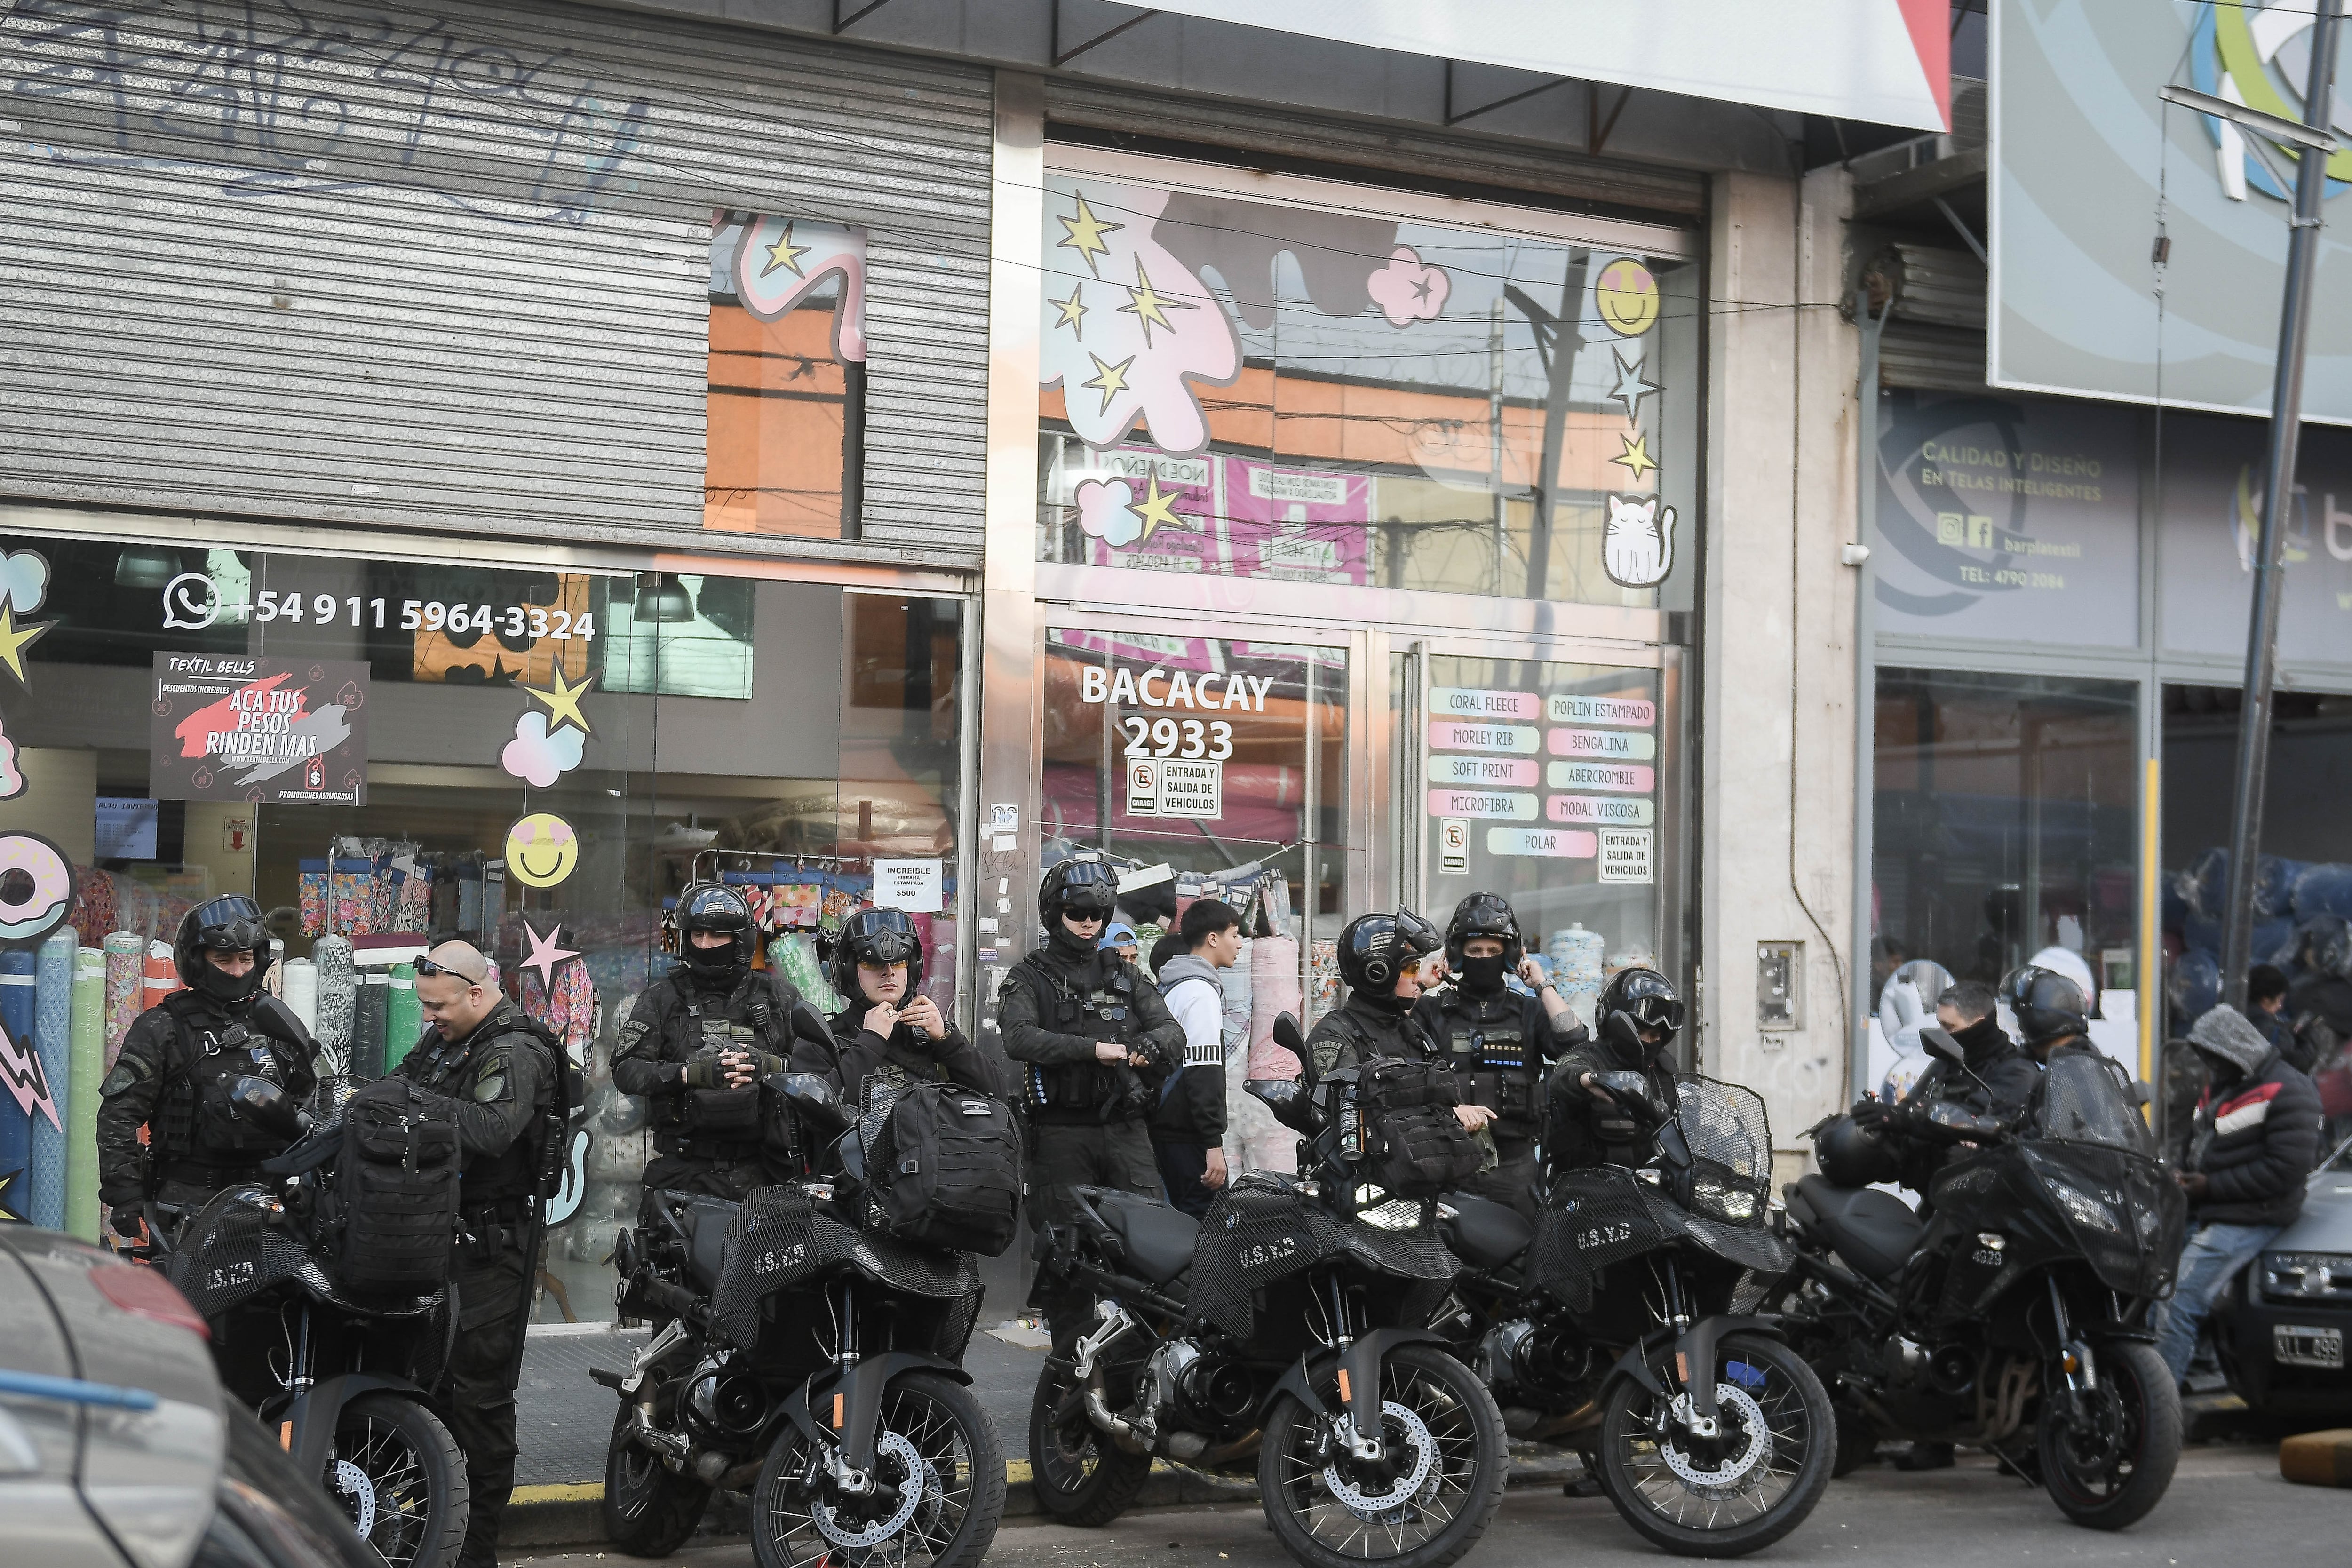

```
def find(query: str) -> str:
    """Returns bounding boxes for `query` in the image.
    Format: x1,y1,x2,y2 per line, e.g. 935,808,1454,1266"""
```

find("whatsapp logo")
162,572,221,630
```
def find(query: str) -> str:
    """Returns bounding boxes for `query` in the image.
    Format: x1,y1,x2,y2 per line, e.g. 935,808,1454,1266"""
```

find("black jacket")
1411,982,1584,1135
394,999,556,1207
996,943,1182,1124
1545,1042,1678,1174
1891,1016,2042,1194
2187,1045,2324,1228
95,990,319,1204
804,998,1001,1104
1306,994,1442,1080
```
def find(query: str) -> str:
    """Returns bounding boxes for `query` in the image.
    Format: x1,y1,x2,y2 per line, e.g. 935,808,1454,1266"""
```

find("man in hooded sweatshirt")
1148,898,1241,1216
2153,1003,2324,1386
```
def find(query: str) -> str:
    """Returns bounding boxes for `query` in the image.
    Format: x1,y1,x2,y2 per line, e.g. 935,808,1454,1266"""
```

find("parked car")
2214,1132,2352,1419
0,1221,377,1568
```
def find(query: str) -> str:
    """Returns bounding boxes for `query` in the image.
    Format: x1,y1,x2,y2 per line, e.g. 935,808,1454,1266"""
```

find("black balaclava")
1048,914,1100,966
189,956,266,1008
1950,1013,2008,1069
1458,953,1510,996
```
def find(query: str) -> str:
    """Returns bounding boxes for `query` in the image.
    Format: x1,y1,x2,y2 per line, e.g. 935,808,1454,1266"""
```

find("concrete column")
1698,166,1862,1173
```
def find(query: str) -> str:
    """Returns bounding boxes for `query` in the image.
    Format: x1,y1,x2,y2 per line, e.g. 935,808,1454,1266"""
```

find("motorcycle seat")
1093,1192,1199,1285
1792,1174,1922,1282
1441,1192,1533,1271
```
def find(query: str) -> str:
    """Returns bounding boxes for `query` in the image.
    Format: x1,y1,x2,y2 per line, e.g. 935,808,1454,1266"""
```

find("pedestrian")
1412,893,1588,1219
2246,964,2299,1066
1149,898,1240,1217
1099,920,1142,968
2153,1002,2324,1389
806,907,998,1101
95,896,319,1241
401,941,561,1568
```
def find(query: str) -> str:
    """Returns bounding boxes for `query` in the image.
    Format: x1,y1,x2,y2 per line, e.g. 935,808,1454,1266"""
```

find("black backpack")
1358,1056,1484,1199
332,1075,462,1297
866,1081,1023,1257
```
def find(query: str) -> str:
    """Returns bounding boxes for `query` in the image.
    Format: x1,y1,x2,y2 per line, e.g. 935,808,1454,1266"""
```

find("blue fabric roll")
31,931,73,1230
0,949,35,1222
2253,918,2298,969
2291,862,2352,922
2255,857,2309,921
2166,948,2221,1031
2185,846,2230,920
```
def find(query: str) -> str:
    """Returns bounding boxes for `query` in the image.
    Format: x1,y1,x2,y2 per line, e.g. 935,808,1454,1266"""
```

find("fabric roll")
1246,934,1303,1080
68,947,103,1242
768,933,846,1013
1217,934,1253,1051
313,935,355,1076
1226,934,1303,1178
102,932,143,1067
281,959,319,1039
0,950,35,1223
143,941,180,1016
30,931,74,1230
383,963,421,1072
352,968,388,1081
264,938,286,999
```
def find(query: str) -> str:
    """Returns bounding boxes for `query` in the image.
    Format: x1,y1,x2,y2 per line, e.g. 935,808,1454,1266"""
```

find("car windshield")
2033,1052,2154,1155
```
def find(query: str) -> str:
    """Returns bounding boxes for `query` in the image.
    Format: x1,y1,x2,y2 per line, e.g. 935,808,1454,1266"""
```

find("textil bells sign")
150,653,370,805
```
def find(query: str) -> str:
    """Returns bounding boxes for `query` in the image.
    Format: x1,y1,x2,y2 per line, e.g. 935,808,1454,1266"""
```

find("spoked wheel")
1028,1356,1153,1527
2036,1342,2179,1530
331,1392,468,1568
1596,1331,1834,1558
603,1401,712,1557
751,1369,1004,1568
1258,1344,1506,1568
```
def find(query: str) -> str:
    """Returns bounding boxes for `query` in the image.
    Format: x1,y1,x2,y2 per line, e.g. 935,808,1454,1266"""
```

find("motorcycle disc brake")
813,1431,935,1549
1322,1400,1437,1520
1661,1384,1774,1496
329,1457,380,1540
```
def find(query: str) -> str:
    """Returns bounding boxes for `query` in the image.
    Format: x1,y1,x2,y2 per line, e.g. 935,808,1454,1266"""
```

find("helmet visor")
848,908,921,966
1053,860,1119,916
1626,993,1686,1034
188,895,266,952
1393,907,1442,957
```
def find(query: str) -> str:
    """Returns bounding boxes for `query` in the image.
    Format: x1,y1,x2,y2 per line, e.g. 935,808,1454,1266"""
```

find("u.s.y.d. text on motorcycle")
1432,1067,1836,1556
596,1071,1006,1568
128,1072,471,1568
1027,1011,1509,1568
1778,1029,2186,1529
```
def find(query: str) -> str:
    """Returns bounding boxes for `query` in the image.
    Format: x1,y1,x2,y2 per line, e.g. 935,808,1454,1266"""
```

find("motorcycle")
135,1075,469,1568
1026,1013,1508,1568
596,1072,1005,1568
1776,1031,2186,1529
1433,1068,1835,1557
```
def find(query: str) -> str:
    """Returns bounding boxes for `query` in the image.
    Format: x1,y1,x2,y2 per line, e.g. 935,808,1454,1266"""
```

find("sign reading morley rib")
151,654,370,805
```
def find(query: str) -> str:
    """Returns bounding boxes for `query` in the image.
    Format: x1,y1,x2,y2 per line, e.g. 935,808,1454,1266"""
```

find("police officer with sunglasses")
1545,966,1688,1173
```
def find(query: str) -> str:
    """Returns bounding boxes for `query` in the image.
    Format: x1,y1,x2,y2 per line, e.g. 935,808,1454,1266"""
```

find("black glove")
1849,1098,1905,1130
683,1051,745,1090
109,1203,147,1239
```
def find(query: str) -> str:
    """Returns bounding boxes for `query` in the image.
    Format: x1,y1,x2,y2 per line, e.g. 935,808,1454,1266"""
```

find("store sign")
150,654,368,805
1156,760,1223,818
1488,828,1596,859
1429,720,1538,754
1428,789,1537,820
872,857,944,914
1427,755,1538,788
1598,829,1655,883
2158,417,2352,668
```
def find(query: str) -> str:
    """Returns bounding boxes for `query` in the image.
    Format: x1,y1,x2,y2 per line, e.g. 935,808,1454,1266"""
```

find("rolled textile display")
31,931,75,1230
264,938,286,998
68,947,104,1242
313,935,355,1076
281,958,318,1039
102,932,143,1067
383,962,421,1072
143,941,180,1014
1226,932,1303,1176
0,950,35,1223
352,968,388,1080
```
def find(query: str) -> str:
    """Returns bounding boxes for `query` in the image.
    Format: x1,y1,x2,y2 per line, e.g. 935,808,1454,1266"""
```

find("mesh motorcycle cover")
1676,1075,1774,1227
711,1183,979,1352
169,1183,448,1324
1185,1173,1457,1343
1526,1167,1793,1313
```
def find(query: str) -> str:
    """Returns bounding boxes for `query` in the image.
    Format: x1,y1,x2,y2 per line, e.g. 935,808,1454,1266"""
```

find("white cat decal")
1602,493,1676,588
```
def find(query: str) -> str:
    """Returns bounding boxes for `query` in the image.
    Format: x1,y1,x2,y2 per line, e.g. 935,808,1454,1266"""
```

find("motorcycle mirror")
1919,1027,1964,1067
1271,1011,1306,1057
226,1075,309,1141
1247,1076,1318,1134
767,1071,853,1134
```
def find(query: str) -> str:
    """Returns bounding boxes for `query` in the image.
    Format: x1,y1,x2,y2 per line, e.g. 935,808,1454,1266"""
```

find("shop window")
707,211,867,538
1035,172,1696,605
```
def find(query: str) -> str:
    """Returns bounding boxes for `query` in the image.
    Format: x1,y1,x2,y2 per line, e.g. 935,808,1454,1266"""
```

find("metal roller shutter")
0,0,992,561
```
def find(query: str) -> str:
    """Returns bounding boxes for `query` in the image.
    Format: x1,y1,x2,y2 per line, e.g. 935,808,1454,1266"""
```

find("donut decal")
0,833,77,947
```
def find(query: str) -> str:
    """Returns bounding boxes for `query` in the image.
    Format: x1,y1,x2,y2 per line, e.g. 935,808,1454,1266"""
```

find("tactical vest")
1013,954,1147,1124
647,973,794,1159
153,994,298,1178
1438,991,1541,1129
403,1008,557,1205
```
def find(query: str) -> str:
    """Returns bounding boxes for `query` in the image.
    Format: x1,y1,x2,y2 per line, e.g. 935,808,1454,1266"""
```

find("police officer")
401,940,560,1568
1848,975,2042,1207
1413,894,1588,1217
801,907,998,1101
1547,967,1685,1174
2004,963,2095,1066
1307,909,1454,1080
96,896,319,1240
1000,859,1181,1339
612,883,826,1198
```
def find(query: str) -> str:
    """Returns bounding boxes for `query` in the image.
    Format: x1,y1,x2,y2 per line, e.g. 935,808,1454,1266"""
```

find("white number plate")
2273,1323,2344,1370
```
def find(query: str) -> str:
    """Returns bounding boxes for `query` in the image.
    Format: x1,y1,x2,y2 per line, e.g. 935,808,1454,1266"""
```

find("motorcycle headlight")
1357,1198,1425,1232
2261,1252,2352,1303
2048,1182,2122,1236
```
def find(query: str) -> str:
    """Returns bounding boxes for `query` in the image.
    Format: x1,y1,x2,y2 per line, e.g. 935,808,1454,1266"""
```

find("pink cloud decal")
1075,478,1142,548
1367,246,1450,327
0,717,20,801
502,712,585,788
733,215,867,363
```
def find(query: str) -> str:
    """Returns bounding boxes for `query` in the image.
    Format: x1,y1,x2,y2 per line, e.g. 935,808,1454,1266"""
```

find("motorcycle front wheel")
603,1401,712,1557
2036,1341,2179,1530
1595,1331,1834,1558
1028,1355,1154,1526
1258,1344,1506,1568
750,1369,1004,1568
331,1391,469,1568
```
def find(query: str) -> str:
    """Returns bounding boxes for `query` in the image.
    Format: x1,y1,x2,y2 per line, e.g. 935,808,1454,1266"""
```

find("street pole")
1851,287,1886,1101
2221,0,2344,1013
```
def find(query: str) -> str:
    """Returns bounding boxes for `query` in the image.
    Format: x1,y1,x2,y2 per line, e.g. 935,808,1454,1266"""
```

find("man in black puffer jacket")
2153,1003,2323,1386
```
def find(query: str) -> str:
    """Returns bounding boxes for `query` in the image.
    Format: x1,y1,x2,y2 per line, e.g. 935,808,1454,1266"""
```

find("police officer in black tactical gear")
1000,858,1183,1339
400,941,561,1568
798,907,999,1103
1307,909,1456,1081
612,882,829,1199
95,895,320,1240
1412,893,1589,1218
1848,975,2042,1202
1547,966,1685,1174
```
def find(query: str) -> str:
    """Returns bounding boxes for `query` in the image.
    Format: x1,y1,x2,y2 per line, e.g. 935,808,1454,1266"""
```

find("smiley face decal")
505,812,580,889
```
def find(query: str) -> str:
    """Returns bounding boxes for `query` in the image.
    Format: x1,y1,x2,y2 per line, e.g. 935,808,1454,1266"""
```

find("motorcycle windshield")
2033,1052,2155,1155
1673,1075,1773,1228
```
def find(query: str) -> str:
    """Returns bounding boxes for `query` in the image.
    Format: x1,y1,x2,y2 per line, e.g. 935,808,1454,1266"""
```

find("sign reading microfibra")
150,654,369,805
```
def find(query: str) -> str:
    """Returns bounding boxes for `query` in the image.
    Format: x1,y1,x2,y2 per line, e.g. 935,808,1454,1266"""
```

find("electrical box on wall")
1757,941,1802,1031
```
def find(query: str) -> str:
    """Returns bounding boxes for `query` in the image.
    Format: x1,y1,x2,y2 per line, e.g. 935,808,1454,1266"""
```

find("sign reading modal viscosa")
150,654,370,805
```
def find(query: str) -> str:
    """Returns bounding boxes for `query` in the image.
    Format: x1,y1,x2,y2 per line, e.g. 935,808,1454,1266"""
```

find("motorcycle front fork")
2044,1277,2099,1422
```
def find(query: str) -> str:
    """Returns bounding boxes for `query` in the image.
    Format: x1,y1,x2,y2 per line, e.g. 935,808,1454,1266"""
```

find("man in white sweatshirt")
1149,898,1244,1217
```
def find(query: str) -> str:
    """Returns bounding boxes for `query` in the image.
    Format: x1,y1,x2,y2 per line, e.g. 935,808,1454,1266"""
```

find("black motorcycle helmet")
832,907,925,1001
2000,964,2087,1049
1038,858,1119,958
675,882,756,983
174,894,271,1004
1336,908,1442,1013
1813,1113,1899,1189
1444,892,1524,973
1595,967,1685,1068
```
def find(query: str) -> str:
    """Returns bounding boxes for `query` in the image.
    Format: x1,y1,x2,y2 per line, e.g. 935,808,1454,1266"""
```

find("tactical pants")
1027,1119,1161,1345
445,1237,533,1568
1456,1136,1543,1221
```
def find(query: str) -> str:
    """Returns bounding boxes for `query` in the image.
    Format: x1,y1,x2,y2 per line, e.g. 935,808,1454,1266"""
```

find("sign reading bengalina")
150,654,369,805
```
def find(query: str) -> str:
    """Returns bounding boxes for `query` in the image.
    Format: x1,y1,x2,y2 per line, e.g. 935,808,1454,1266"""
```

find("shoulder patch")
100,1063,142,1097
475,1070,509,1104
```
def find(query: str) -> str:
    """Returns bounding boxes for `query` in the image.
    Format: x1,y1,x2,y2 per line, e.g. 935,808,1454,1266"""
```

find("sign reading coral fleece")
150,654,368,805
